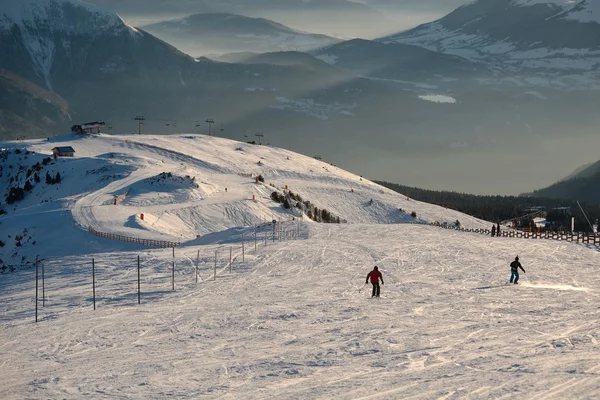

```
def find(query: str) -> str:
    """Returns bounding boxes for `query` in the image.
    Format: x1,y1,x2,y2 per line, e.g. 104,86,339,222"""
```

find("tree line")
376,181,600,232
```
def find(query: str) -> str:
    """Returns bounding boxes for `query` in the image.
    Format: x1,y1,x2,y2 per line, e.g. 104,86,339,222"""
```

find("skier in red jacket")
365,266,384,297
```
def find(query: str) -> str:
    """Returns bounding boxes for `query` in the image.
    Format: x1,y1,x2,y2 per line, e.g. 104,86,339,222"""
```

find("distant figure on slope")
510,256,526,284
491,224,496,237
497,223,501,237
366,266,384,297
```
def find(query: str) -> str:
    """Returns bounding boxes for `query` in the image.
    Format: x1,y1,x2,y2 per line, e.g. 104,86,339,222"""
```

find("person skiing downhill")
510,256,526,284
366,266,384,297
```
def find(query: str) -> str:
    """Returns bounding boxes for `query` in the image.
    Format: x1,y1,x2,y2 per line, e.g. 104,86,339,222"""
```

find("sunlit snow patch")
127,212,191,238
520,282,589,291
314,54,338,65
418,94,457,104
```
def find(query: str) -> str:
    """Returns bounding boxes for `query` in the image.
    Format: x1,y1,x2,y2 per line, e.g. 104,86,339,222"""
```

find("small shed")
52,146,75,157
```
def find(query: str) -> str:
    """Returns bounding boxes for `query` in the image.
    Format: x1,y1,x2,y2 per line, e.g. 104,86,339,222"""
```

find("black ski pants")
371,283,380,297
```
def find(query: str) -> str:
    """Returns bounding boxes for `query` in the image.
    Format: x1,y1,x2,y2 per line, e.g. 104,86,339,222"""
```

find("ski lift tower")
205,118,215,136
255,132,264,145
134,116,145,135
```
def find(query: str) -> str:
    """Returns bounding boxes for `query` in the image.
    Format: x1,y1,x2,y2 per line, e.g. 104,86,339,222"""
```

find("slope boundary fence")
431,223,600,246
18,220,306,323
87,227,180,248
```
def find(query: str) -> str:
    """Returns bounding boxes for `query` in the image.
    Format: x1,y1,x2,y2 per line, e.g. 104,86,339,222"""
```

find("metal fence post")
172,247,175,291
242,239,245,263
35,256,38,323
214,250,217,281
229,247,232,273
92,258,96,310
254,225,257,251
137,255,141,304
196,250,199,284
42,261,45,308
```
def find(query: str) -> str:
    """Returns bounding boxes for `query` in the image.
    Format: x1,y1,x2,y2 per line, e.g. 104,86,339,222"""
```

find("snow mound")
121,172,207,207
126,212,192,239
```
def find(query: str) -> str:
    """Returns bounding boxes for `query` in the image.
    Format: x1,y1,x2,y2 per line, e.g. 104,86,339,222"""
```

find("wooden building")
52,146,75,157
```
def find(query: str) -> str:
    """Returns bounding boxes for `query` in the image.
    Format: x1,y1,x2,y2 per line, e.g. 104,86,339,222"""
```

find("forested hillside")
376,181,600,232
529,168,600,203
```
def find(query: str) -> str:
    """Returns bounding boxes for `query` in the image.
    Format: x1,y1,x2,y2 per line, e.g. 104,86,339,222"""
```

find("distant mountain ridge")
0,68,71,140
529,160,600,202
311,38,491,81
87,0,395,38
380,0,600,80
214,51,345,73
142,13,340,56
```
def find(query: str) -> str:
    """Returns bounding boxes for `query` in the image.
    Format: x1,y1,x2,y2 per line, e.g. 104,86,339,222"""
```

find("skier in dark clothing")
510,256,526,284
366,266,384,297
497,223,501,237
491,224,496,237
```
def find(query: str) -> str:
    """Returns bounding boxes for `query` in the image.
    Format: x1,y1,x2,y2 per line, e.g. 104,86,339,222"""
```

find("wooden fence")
433,223,600,246
87,227,179,248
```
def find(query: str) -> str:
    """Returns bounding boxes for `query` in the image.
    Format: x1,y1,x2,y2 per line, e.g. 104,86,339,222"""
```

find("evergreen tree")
45,172,52,184
6,187,25,204
24,180,32,192
55,172,61,183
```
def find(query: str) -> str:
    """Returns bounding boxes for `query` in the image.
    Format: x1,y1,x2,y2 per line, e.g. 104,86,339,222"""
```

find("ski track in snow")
1,133,600,398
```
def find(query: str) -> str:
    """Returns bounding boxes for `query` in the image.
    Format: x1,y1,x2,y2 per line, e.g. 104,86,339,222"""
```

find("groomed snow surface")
2,133,599,398
2,224,600,398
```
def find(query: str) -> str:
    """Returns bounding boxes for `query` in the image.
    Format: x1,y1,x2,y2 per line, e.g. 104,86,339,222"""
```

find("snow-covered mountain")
142,13,340,57
0,0,142,91
380,0,600,77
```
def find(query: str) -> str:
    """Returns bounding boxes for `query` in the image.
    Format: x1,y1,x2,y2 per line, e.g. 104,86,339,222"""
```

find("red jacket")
367,270,383,284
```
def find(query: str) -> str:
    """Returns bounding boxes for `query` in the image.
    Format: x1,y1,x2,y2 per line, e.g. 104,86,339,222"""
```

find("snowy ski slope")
0,133,489,263
2,133,599,398
2,224,600,399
